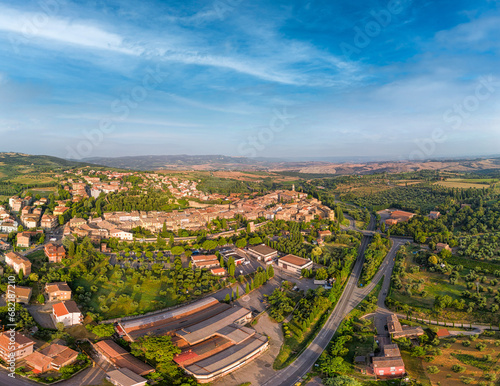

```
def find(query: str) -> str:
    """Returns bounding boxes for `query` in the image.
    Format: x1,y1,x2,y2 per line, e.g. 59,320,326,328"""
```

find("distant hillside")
0,153,103,189
82,154,500,176
82,154,275,171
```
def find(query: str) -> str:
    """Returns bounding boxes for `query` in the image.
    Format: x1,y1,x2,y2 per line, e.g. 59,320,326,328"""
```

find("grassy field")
8,174,56,184
434,180,491,189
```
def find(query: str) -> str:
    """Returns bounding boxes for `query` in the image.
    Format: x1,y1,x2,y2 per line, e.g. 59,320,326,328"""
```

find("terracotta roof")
191,254,218,262
14,286,32,299
372,356,405,368
53,300,80,317
94,340,154,375
436,328,450,338
45,282,72,294
0,331,35,350
210,267,227,275
278,254,312,267
24,351,52,369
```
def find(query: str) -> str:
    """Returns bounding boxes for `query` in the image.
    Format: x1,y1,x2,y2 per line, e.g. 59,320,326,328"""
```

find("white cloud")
0,5,142,55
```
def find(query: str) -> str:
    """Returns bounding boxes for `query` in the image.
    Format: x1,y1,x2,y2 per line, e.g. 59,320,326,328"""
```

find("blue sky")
0,0,499,160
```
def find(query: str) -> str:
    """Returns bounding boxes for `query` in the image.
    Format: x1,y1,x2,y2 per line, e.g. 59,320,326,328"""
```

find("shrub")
452,364,466,373
460,376,474,384
427,366,440,374
462,340,471,347
476,342,487,351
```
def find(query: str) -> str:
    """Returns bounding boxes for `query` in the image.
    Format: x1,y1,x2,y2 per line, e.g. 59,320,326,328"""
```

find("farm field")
434,180,492,189
7,174,57,184
424,333,500,385
388,249,500,325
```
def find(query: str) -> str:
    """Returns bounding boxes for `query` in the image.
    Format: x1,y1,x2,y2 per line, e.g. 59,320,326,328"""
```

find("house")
45,282,72,302
4,251,32,276
44,243,66,263
429,211,441,219
53,206,70,216
372,352,405,378
17,232,31,248
41,214,58,230
192,259,220,269
93,340,154,375
317,230,332,239
106,368,148,386
24,344,78,373
13,286,32,303
387,314,424,339
0,239,11,251
385,210,415,226
52,300,83,326
277,254,313,274
210,267,227,276
247,244,278,262
110,228,133,241
436,243,452,253
0,331,36,361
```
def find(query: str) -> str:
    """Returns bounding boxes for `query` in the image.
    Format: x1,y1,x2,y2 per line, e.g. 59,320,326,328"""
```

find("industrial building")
115,296,268,383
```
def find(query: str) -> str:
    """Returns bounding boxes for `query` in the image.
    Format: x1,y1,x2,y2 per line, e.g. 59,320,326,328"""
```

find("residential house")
13,286,32,303
317,230,332,239
387,314,424,339
52,300,83,326
44,243,66,263
41,214,58,230
429,211,441,219
45,282,72,302
110,228,133,241
436,243,452,253
372,343,405,378
277,254,313,275
210,267,227,276
0,331,35,361
4,251,32,276
17,232,31,248
24,344,78,373
0,239,11,251
385,210,415,226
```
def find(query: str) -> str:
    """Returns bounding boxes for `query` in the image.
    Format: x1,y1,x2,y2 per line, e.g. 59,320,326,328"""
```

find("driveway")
25,303,55,329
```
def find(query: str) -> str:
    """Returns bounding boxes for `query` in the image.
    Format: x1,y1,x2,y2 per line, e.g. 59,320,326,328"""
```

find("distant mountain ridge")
82,154,500,175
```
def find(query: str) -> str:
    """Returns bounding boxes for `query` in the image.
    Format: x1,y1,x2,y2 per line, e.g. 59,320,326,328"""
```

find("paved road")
261,226,408,386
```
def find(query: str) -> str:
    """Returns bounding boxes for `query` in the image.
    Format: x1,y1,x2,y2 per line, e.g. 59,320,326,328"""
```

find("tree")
131,336,181,374
37,294,45,304
324,376,362,386
427,366,440,374
202,240,217,251
28,273,38,282
18,269,24,280
318,354,350,376
315,267,328,281
235,238,247,248
56,322,65,332
91,323,116,338
245,283,250,294
428,255,438,265
171,246,185,256
267,264,274,279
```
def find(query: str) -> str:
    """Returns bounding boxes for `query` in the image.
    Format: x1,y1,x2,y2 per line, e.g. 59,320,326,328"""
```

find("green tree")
235,238,247,248
131,336,181,374
324,376,362,386
91,323,116,338
37,294,45,304
428,255,438,265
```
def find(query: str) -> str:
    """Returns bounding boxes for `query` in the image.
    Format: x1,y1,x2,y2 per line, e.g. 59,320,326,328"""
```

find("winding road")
262,216,409,386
